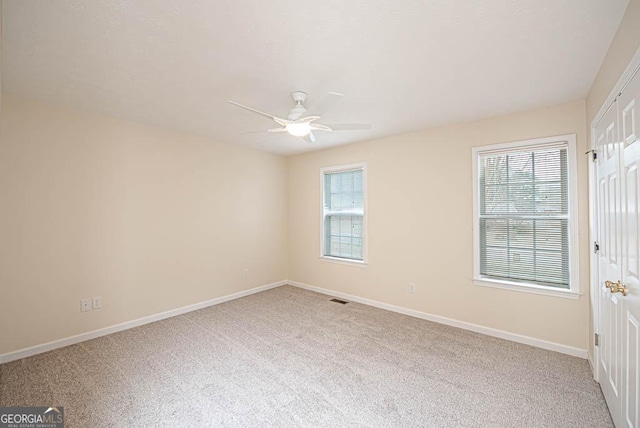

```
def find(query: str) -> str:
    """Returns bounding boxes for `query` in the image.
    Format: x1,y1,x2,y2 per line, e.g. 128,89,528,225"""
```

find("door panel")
626,165,639,279
611,175,619,265
609,294,621,396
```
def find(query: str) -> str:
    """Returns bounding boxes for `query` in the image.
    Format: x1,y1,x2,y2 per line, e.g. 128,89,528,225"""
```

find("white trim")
471,134,580,297
588,352,596,381
591,46,640,131
320,162,368,264
288,280,588,359
473,278,581,299
319,256,368,267
589,122,601,381
1,279,588,364
0,280,287,364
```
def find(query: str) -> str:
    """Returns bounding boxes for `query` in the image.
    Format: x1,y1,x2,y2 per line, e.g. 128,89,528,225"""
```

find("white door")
596,66,640,428
597,98,624,426
619,68,640,428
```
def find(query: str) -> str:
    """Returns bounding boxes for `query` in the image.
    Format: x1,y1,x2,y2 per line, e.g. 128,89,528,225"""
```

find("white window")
472,135,579,298
321,163,367,264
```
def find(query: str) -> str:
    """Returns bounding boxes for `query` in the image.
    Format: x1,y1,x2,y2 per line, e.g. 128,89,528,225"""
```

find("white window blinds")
323,168,364,261
478,145,570,288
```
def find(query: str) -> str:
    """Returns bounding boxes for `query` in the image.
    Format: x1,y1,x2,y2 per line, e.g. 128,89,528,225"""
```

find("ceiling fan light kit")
228,91,372,143
286,122,312,137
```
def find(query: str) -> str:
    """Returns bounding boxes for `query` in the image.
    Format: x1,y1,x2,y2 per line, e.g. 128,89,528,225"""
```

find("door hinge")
594,242,600,253
595,333,599,347
586,149,597,161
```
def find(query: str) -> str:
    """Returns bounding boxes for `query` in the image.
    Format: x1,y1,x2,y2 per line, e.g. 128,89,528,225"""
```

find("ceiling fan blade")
301,131,317,143
228,100,286,122
295,116,321,124
321,123,372,131
310,123,332,132
273,117,292,127
301,92,343,118
267,127,287,133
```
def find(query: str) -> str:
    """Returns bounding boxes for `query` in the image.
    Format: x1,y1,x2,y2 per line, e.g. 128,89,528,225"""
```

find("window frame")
472,134,581,299
320,162,368,266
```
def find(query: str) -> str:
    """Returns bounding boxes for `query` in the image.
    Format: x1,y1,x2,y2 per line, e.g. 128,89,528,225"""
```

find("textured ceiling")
1,0,629,155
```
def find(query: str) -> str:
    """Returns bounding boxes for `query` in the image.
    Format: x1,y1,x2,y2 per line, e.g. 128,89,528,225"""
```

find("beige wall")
288,100,589,350
587,0,640,124
0,95,288,355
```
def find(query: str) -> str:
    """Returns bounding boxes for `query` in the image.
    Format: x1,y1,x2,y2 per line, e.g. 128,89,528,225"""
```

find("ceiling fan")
228,91,371,143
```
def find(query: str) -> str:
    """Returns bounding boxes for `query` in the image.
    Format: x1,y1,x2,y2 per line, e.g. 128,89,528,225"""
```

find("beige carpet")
1,285,612,427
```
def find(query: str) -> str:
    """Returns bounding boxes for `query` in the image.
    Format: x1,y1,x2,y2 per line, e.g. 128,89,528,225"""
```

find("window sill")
320,256,368,267
473,278,582,299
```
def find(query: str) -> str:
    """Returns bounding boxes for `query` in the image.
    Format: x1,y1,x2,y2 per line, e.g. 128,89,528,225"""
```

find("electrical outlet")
81,299,91,312
409,283,416,293
92,296,102,309
243,268,249,278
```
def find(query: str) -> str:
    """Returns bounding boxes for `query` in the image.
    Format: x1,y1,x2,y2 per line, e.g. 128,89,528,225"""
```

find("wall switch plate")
409,283,416,293
243,268,249,278
81,299,91,312
92,296,102,309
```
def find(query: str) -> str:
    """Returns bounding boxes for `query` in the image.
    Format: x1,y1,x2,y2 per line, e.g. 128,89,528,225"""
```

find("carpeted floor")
0,285,612,427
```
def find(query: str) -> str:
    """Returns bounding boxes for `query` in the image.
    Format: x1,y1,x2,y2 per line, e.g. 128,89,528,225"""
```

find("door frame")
589,46,640,383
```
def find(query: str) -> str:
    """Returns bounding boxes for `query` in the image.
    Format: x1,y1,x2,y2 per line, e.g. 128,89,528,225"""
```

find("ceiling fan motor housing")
287,91,308,120
290,91,308,104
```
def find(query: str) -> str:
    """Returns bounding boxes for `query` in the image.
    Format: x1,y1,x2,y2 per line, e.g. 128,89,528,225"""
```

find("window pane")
352,217,363,238
536,251,569,286
342,171,354,193
353,193,363,210
483,218,508,247
331,236,340,255
508,249,535,280
534,150,562,181
340,217,351,235
482,247,508,277
330,193,341,210
331,174,341,192
508,184,534,214
482,185,508,215
352,242,363,260
354,170,363,192
481,155,507,185
341,193,352,210
510,219,534,249
535,183,564,214
507,152,533,184
535,219,564,250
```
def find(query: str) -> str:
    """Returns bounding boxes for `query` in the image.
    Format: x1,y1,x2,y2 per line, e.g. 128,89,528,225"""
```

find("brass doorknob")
610,282,629,296
605,280,616,289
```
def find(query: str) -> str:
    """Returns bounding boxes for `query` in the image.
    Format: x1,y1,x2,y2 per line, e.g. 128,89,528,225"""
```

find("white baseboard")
288,280,588,359
0,280,287,364
1,279,588,364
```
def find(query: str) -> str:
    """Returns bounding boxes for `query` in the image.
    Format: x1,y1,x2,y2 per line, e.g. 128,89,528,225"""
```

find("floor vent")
330,298,349,304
